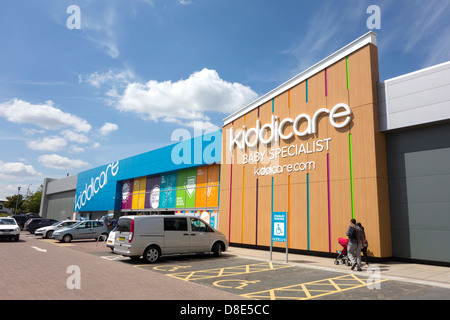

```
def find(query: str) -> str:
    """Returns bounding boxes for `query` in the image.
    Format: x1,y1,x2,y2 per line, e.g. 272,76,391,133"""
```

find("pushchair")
334,238,352,266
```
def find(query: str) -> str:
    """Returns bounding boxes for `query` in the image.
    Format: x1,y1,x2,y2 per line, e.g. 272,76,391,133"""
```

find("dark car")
24,218,58,234
12,213,40,230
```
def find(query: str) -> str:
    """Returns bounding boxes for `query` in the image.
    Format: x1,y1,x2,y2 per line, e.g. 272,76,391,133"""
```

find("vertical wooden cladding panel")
230,116,244,244
326,59,349,107
243,107,259,189
257,185,272,247
348,45,378,108
289,81,308,186
305,70,328,184
347,45,379,181
230,173,242,244
289,182,308,250
242,185,257,245
256,99,275,188
218,183,230,237
220,123,232,190
219,123,232,239
350,104,377,179
352,178,383,257
272,90,290,187
242,107,259,245
329,179,352,253
308,181,329,252
326,58,350,182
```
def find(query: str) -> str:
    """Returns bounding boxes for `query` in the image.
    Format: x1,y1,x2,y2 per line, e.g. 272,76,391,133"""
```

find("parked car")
35,220,79,238
11,213,40,230
106,228,116,251
114,215,228,263
0,217,20,241
53,220,110,243
24,218,58,234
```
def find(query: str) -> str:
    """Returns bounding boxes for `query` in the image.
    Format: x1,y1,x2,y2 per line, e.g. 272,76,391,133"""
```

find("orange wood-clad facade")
219,43,392,258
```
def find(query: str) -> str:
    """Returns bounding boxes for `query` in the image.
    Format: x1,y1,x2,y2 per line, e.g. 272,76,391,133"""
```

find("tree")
3,184,43,214
24,185,43,214
4,194,25,214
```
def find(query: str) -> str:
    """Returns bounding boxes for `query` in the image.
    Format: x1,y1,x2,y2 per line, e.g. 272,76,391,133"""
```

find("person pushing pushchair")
346,219,364,271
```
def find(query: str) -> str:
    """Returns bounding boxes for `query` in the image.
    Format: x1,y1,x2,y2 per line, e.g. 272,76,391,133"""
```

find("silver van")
114,215,228,263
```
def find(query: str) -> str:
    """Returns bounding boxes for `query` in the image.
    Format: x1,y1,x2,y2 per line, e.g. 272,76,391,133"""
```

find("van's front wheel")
143,245,160,263
212,242,223,257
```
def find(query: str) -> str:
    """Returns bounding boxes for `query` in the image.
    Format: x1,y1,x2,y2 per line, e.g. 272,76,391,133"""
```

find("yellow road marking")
39,238,74,246
241,274,389,300
213,279,260,290
168,262,293,281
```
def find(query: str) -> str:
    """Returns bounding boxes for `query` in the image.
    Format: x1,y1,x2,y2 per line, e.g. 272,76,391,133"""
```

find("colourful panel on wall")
145,175,160,209
185,168,197,208
132,177,146,210
206,164,220,208
160,173,177,209
175,170,187,208
195,167,207,207
121,179,133,210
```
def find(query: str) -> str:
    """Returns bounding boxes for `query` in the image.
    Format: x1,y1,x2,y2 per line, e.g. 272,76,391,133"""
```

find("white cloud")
116,68,258,127
27,136,67,151
0,161,41,177
70,146,85,153
61,130,90,144
80,69,135,88
81,5,120,58
38,154,89,170
98,122,119,135
0,99,92,133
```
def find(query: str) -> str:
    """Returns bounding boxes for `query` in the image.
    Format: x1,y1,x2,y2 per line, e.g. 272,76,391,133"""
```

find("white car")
106,229,116,251
35,220,79,238
0,217,20,241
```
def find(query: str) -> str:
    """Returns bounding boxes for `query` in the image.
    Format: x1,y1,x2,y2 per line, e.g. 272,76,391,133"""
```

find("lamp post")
15,186,21,214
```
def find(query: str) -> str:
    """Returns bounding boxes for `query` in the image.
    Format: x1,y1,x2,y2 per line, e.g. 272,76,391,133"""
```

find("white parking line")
31,246,47,253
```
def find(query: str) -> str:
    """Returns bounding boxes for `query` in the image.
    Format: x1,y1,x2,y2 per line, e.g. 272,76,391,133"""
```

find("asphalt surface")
0,233,242,300
1,231,449,304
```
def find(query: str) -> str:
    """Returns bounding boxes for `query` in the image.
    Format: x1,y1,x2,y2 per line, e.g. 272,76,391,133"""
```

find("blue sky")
0,0,449,199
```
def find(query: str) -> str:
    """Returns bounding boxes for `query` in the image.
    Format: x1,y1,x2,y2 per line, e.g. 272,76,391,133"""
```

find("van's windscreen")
116,218,132,232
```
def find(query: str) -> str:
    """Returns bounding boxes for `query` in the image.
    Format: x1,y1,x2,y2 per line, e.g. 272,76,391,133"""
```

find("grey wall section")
386,122,450,263
379,61,450,132
40,175,77,220
46,191,76,221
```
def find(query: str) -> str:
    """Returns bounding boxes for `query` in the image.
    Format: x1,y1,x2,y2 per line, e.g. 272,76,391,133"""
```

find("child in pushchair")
334,238,352,266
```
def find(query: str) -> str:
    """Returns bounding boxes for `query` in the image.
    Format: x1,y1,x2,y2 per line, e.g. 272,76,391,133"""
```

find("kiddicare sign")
228,103,352,176
74,161,119,211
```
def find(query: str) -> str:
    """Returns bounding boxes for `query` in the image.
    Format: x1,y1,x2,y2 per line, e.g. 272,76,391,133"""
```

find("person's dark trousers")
361,246,369,265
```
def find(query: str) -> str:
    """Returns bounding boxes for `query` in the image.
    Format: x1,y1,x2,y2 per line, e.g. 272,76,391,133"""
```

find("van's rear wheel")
143,245,160,263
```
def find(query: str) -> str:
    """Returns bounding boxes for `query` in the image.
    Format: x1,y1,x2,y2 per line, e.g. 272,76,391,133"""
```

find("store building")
220,32,392,259
40,32,449,264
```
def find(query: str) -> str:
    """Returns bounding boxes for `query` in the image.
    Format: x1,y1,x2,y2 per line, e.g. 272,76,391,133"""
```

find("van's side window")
190,218,213,232
164,218,188,231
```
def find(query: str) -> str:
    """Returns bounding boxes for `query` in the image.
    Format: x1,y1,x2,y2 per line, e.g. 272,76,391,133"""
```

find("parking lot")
91,250,450,300
2,231,449,302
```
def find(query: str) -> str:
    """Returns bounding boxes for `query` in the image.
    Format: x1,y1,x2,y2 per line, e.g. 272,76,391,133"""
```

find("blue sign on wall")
74,130,221,212
271,211,287,243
